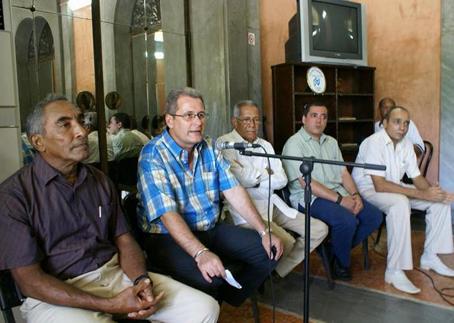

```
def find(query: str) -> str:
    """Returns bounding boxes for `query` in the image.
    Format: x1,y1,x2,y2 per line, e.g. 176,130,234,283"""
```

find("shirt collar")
378,128,407,151
230,129,260,144
32,154,88,187
297,126,328,144
378,128,397,146
162,129,207,164
114,128,127,136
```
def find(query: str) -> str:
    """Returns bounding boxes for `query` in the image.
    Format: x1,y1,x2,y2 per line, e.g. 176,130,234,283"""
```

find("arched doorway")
15,16,55,129
113,0,163,126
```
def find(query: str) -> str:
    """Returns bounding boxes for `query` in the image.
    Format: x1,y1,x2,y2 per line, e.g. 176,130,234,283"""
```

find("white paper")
270,194,298,219
224,269,242,289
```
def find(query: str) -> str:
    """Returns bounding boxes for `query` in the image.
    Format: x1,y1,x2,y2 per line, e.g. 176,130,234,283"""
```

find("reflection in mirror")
11,0,172,168
14,12,55,130
114,0,164,133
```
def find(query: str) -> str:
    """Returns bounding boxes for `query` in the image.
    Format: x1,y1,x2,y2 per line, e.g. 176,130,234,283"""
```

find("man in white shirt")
375,97,424,155
218,100,328,278
353,106,454,294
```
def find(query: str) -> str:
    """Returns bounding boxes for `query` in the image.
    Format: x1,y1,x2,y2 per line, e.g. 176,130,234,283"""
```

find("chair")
375,140,433,247
418,140,433,178
0,270,23,323
109,157,139,193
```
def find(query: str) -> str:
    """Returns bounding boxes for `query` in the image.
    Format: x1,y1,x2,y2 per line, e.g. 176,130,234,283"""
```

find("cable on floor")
414,267,454,306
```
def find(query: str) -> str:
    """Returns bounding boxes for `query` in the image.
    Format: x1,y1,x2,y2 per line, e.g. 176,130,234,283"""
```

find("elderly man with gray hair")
0,94,220,323
218,100,328,278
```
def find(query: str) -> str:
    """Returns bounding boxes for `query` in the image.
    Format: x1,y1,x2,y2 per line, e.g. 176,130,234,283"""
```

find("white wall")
0,0,21,182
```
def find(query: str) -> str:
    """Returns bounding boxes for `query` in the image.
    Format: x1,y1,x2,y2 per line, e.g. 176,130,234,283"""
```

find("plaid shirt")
137,130,238,234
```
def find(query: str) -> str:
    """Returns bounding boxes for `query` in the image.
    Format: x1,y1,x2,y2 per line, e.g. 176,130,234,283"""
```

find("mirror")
11,0,179,160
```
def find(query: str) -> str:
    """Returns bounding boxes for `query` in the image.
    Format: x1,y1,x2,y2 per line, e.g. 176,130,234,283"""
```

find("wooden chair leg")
375,214,386,247
250,294,260,323
362,238,370,270
317,243,335,290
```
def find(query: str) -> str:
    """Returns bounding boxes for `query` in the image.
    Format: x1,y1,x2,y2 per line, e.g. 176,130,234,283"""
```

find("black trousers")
144,223,277,306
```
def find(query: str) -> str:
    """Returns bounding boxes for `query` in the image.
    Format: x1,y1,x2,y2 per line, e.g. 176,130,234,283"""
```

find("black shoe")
333,261,352,281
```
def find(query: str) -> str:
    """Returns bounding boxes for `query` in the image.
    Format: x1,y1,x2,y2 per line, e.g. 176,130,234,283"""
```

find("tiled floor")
218,223,454,322
308,229,454,308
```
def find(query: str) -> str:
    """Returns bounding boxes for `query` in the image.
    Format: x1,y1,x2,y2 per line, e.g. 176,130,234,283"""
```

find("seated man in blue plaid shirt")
137,87,283,306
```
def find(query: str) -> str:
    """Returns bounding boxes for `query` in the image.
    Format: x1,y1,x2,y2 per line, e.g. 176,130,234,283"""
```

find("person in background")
141,115,152,139
137,87,283,306
0,94,220,323
151,114,166,137
375,97,424,156
218,100,328,278
108,112,144,160
353,106,454,294
21,132,36,166
130,116,151,145
282,102,382,281
82,111,114,164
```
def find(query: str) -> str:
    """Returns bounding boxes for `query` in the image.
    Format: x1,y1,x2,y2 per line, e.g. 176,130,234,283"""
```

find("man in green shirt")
282,102,382,280
108,112,144,160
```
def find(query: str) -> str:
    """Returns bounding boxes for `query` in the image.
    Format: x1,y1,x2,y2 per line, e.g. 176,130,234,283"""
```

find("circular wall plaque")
307,66,326,94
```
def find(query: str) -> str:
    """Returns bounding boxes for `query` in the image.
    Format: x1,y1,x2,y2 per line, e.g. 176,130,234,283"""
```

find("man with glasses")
218,100,328,278
353,106,454,294
137,88,283,306
282,102,382,281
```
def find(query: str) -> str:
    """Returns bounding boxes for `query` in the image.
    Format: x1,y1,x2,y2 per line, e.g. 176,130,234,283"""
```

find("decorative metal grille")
131,0,161,33
28,23,54,60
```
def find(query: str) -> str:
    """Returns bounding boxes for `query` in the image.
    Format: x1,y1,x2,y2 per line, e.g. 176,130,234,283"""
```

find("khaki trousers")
21,255,220,323
241,207,328,277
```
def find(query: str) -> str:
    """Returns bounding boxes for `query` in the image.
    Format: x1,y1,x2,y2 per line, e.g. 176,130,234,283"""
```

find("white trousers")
21,255,220,323
361,189,454,270
241,207,328,277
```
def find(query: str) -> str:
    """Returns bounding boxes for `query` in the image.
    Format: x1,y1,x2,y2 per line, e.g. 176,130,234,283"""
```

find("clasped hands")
424,185,454,204
110,278,164,320
340,193,363,215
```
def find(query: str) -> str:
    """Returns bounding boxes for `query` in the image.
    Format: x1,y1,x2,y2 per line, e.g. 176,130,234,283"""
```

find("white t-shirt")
374,120,424,152
352,129,420,193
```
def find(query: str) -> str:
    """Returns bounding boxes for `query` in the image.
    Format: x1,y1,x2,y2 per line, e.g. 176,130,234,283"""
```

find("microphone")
216,141,261,150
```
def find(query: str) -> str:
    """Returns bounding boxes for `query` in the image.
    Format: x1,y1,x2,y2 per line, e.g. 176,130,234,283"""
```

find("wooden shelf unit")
271,62,375,161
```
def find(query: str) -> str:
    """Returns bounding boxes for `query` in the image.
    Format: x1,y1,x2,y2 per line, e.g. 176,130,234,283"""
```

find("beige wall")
74,6,95,95
261,0,440,182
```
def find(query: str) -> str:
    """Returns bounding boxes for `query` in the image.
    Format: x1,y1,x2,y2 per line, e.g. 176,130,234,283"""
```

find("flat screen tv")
286,0,367,66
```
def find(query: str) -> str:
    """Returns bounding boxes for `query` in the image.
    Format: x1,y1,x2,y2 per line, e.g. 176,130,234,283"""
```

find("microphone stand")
239,149,385,323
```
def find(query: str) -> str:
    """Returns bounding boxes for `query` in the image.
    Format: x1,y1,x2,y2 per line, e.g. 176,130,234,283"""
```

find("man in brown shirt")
0,94,219,323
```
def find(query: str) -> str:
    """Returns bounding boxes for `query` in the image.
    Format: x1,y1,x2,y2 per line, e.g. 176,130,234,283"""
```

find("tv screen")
285,0,367,66
310,0,361,57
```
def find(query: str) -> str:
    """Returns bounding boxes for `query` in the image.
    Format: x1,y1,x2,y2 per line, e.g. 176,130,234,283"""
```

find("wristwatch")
335,192,343,205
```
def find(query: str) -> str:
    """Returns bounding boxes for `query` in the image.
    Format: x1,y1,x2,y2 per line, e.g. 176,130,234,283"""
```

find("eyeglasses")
236,117,261,124
171,112,209,121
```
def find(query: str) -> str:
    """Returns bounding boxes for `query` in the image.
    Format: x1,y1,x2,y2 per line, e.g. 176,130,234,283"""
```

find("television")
285,0,368,66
